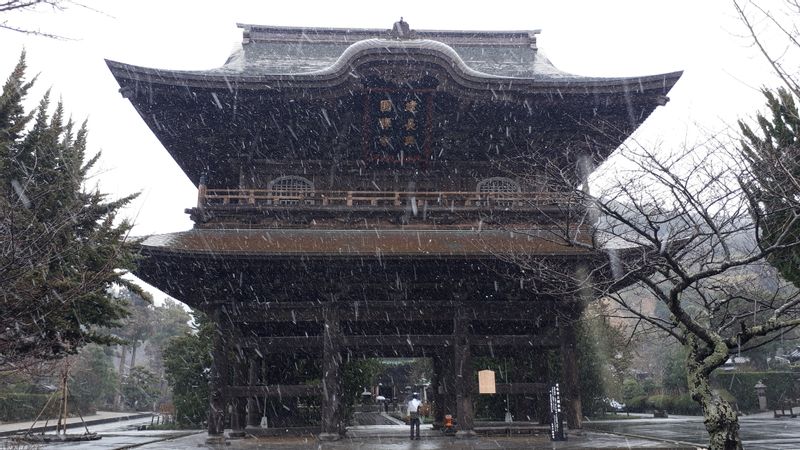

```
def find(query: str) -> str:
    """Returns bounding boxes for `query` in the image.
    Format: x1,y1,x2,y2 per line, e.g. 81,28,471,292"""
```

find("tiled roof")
106,24,682,88
139,228,594,258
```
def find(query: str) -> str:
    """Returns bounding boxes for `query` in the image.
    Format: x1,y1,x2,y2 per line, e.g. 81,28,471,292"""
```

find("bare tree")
595,142,800,450
0,0,96,38
734,0,800,98
503,135,800,449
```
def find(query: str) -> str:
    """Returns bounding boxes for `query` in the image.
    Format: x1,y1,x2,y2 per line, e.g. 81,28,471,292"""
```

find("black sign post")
549,383,566,441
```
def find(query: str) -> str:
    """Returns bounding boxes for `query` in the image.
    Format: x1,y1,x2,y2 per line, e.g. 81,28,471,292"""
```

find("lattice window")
477,177,520,207
267,176,314,205
477,177,520,193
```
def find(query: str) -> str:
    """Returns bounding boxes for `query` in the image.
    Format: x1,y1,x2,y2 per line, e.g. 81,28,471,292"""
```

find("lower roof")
138,228,594,258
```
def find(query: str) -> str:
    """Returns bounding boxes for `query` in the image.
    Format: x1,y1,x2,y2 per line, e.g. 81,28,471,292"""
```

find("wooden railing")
198,188,575,209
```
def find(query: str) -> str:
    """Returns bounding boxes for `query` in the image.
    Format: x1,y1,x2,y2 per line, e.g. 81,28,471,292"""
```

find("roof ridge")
237,23,541,36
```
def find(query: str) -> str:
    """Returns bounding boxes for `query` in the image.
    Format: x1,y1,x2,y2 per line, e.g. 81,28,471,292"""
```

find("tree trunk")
686,341,742,450
130,341,138,368
115,345,128,410
118,345,128,375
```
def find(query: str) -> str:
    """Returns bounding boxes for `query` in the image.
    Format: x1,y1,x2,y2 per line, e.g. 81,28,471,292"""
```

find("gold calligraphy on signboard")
368,92,429,164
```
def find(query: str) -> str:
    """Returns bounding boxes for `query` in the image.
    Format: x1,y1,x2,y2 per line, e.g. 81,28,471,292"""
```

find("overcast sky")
0,0,788,300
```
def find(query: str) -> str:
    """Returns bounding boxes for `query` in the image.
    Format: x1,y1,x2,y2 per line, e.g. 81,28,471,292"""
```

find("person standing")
407,392,422,440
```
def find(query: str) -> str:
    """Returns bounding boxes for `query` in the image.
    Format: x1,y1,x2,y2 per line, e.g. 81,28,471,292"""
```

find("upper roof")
106,21,681,90
105,22,682,187
219,23,563,79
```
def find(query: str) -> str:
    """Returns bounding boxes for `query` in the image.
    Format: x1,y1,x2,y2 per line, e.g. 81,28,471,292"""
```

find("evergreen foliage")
341,357,383,425
121,366,160,410
0,53,141,370
69,344,118,412
712,371,798,412
162,311,212,427
739,87,800,287
576,303,635,414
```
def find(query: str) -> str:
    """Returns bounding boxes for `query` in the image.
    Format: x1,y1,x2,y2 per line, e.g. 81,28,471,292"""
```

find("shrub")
627,395,648,412
648,394,673,411
622,378,645,403
671,393,703,415
0,393,83,421
712,371,798,412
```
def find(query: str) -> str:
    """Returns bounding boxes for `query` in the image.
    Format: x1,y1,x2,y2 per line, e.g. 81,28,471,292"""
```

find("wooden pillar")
441,344,457,422
560,263,590,430
453,313,475,438
207,311,229,441
246,354,260,427
319,306,342,441
229,353,246,438
528,352,551,424
431,355,445,428
560,319,582,429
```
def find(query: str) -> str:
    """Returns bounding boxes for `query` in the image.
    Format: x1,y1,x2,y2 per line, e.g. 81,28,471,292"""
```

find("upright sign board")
549,383,566,441
478,370,496,394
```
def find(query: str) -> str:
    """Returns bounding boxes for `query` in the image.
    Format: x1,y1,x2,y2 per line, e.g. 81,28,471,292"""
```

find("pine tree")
739,87,800,287
0,51,35,183
0,54,143,370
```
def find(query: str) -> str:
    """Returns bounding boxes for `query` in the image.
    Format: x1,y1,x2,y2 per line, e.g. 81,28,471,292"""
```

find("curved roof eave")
105,37,682,96
133,228,598,259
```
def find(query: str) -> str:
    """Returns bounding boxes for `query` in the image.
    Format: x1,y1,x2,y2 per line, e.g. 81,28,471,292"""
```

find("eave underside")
106,32,681,189
135,248,581,357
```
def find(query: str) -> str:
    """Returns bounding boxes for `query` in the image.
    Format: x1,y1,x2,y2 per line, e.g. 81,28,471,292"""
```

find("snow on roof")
202,23,576,79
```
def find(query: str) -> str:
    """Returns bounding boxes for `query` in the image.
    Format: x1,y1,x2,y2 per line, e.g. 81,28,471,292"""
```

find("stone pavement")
2,416,202,449
0,410,153,436
585,412,800,450
138,430,696,450
2,417,695,450
129,423,698,450
7,413,800,449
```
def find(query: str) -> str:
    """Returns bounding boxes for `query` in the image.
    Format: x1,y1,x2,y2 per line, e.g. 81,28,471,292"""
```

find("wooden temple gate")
107,20,680,441
206,293,585,439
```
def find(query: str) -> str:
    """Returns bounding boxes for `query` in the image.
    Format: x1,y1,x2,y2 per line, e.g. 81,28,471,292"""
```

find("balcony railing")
198,188,575,209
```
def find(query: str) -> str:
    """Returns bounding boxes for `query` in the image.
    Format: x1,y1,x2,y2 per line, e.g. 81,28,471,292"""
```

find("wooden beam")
241,334,559,353
254,336,323,349
494,382,548,395
223,301,563,323
472,335,559,348
223,384,321,398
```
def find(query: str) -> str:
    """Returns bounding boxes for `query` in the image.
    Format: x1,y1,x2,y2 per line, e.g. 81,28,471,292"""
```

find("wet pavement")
2,417,202,449
2,418,691,449
0,411,153,436
136,428,692,450
4,413,799,449
585,412,800,450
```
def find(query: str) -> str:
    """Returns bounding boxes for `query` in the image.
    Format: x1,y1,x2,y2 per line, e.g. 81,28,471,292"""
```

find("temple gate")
107,20,680,440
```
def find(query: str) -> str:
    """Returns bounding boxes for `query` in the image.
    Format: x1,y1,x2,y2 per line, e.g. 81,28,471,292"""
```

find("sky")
0,0,790,301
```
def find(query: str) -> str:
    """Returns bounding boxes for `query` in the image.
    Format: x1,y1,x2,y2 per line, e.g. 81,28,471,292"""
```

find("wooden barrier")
199,189,575,209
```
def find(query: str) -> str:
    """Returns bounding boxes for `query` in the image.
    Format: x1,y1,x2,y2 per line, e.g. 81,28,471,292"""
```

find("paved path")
586,412,800,450
9,413,799,449
2,416,203,449
0,410,153,436
2,419,693,449
137,429,692,450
